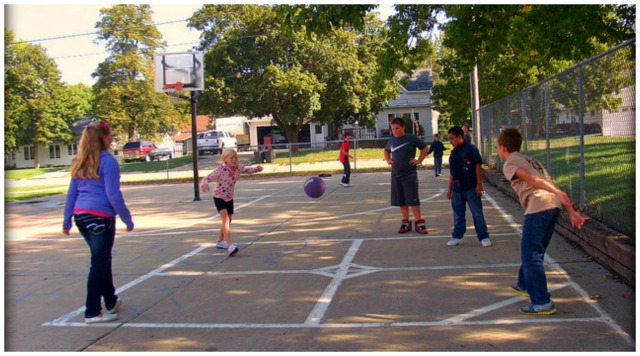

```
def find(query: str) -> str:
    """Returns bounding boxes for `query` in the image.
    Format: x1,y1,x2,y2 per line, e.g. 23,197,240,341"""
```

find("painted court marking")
41,186,634,348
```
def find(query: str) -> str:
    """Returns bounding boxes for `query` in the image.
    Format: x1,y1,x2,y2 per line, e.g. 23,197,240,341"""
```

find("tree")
5,29,76,168
189,5,396,145
67,83,94,118
92,4,189,143
278,4,635,123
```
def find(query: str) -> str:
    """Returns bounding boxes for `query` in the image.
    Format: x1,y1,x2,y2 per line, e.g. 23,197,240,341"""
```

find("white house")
375,69,440,142
7,117,93,169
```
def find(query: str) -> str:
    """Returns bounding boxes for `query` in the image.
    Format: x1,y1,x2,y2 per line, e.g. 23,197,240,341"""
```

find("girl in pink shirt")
201,149,263,256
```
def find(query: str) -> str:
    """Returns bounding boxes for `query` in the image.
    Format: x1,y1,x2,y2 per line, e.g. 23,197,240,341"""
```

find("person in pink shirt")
201,149,263,256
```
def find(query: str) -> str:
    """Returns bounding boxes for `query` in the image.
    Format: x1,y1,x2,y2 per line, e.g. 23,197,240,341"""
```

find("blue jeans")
517,208,561,305
433,156,443,175
451,188,489,241
74,213,118,318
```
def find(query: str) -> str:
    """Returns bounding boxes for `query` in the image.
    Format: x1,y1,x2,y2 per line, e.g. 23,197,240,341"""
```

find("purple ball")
304,177,326,198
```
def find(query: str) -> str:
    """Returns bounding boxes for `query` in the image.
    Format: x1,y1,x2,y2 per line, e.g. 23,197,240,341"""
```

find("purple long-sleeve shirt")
63,151,133,230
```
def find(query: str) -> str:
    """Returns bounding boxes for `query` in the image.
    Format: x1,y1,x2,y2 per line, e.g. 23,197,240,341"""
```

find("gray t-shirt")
385,134,426,176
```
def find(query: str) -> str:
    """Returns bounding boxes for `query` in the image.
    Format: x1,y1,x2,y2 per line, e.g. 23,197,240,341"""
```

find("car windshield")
205,132,221,138
124,142,140,149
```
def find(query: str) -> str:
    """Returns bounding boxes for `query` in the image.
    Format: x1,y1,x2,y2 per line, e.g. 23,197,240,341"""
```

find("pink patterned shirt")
201,164,261,202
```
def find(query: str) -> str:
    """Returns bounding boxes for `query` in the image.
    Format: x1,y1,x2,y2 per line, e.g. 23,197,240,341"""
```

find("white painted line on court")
483,192,634,348
305,239,362,325
49,316,611,330
42,244,211,327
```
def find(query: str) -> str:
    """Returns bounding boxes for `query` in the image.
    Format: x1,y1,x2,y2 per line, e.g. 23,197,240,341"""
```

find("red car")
122,141,156,162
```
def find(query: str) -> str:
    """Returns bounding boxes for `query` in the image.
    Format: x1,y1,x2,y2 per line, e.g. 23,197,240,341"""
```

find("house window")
68,144,78,156
315,125,322,134
49,145,61,159
24,146,34,161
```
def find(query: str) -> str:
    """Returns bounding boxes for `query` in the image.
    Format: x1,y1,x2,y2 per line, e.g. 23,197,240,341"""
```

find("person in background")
427,133,447,177
463,124,473,144
339,132,354,187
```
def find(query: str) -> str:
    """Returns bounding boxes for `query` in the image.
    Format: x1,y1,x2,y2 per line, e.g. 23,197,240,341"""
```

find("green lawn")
525,136,635,239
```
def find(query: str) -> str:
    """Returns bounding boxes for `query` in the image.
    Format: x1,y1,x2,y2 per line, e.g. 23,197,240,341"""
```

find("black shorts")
390,171,421,207
213,197,234,215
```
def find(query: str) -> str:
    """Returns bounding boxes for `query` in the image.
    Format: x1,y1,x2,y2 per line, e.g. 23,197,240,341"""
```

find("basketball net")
164,82,184,105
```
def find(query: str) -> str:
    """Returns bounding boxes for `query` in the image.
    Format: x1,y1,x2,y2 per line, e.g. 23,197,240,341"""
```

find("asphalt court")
4,171,635,351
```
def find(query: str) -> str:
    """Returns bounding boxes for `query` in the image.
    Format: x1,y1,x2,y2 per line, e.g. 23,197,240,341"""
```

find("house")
171,114,212,154
375,69,440,142
7,116,93,169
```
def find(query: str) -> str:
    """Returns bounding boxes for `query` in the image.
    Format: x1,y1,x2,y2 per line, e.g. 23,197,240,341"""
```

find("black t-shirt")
449,141,482,192
385,134,427,176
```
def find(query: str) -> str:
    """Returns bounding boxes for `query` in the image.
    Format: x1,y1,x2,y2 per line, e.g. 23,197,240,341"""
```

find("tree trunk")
33,144,40,169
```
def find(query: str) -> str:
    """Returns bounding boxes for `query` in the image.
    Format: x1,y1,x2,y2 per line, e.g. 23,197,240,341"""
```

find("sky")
5,4,396,86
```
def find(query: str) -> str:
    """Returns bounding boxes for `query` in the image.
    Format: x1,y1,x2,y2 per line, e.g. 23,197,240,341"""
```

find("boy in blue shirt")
427,133,447,177
446,126,491,247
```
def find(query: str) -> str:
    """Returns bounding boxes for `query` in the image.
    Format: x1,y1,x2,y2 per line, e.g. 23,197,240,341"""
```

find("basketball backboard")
154,51,204,93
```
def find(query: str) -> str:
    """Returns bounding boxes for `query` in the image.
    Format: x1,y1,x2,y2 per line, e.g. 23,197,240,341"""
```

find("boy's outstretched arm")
513,168,585,229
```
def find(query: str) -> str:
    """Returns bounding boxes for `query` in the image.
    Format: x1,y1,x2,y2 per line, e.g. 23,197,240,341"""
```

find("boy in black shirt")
384,117,430,234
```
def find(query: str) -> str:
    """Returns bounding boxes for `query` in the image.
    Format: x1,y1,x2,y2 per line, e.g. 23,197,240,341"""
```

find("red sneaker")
398,219,412,233
415,219,429,234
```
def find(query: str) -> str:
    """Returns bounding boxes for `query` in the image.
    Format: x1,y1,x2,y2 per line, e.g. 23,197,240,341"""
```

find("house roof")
70,116,96,135
404,69,433,91
172,115,211,142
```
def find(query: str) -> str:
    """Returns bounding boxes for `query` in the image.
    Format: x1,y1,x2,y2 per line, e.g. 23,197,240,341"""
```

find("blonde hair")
220,148,238,165
70,121,111,179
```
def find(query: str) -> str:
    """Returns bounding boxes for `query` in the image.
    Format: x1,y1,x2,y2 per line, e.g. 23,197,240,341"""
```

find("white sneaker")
105,297,122,314
85,313,118,324
447,238,462,246
481,238,492,247
228,244,239,256
216,240,228,249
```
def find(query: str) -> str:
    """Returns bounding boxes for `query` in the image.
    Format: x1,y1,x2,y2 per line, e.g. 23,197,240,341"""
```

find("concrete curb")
483,167,635,287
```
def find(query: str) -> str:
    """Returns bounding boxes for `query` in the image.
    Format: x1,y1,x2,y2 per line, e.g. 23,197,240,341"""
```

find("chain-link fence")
477,39,635,239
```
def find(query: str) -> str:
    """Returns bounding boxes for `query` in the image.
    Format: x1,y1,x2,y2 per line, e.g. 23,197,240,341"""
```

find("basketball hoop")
164,82,184,105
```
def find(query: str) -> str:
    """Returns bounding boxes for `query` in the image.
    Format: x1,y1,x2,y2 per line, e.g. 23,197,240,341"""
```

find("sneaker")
228,244,239,256
481,238,492,247
105,297,122,314
447,238,462,246
398,220,412,233
519,301,557,316
511,284,530,298
341,183,352,187
85,312,118,324
216,240,228,249
415,219,429,234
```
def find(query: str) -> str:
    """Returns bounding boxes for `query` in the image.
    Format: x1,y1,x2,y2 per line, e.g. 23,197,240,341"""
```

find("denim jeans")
433,156,443,175
517,208,561,305
451,188,489,241
74,213,118,318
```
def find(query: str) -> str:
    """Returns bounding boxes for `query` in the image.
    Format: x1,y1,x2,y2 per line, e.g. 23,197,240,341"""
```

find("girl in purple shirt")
62,120,133,324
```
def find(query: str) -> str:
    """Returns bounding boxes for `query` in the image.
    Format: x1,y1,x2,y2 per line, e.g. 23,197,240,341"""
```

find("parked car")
150,146,173,161
122,141,157,162
197,130,237,155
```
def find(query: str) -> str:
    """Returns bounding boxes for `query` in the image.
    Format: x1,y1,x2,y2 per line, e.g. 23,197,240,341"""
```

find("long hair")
70,121,111,179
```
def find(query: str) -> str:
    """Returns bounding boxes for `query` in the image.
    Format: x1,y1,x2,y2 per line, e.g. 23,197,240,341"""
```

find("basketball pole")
190,90,202,201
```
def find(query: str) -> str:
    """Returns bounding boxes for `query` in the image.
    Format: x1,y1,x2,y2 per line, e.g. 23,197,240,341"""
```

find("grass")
4,166,67,180
119,155,194,173
272,143,454,165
